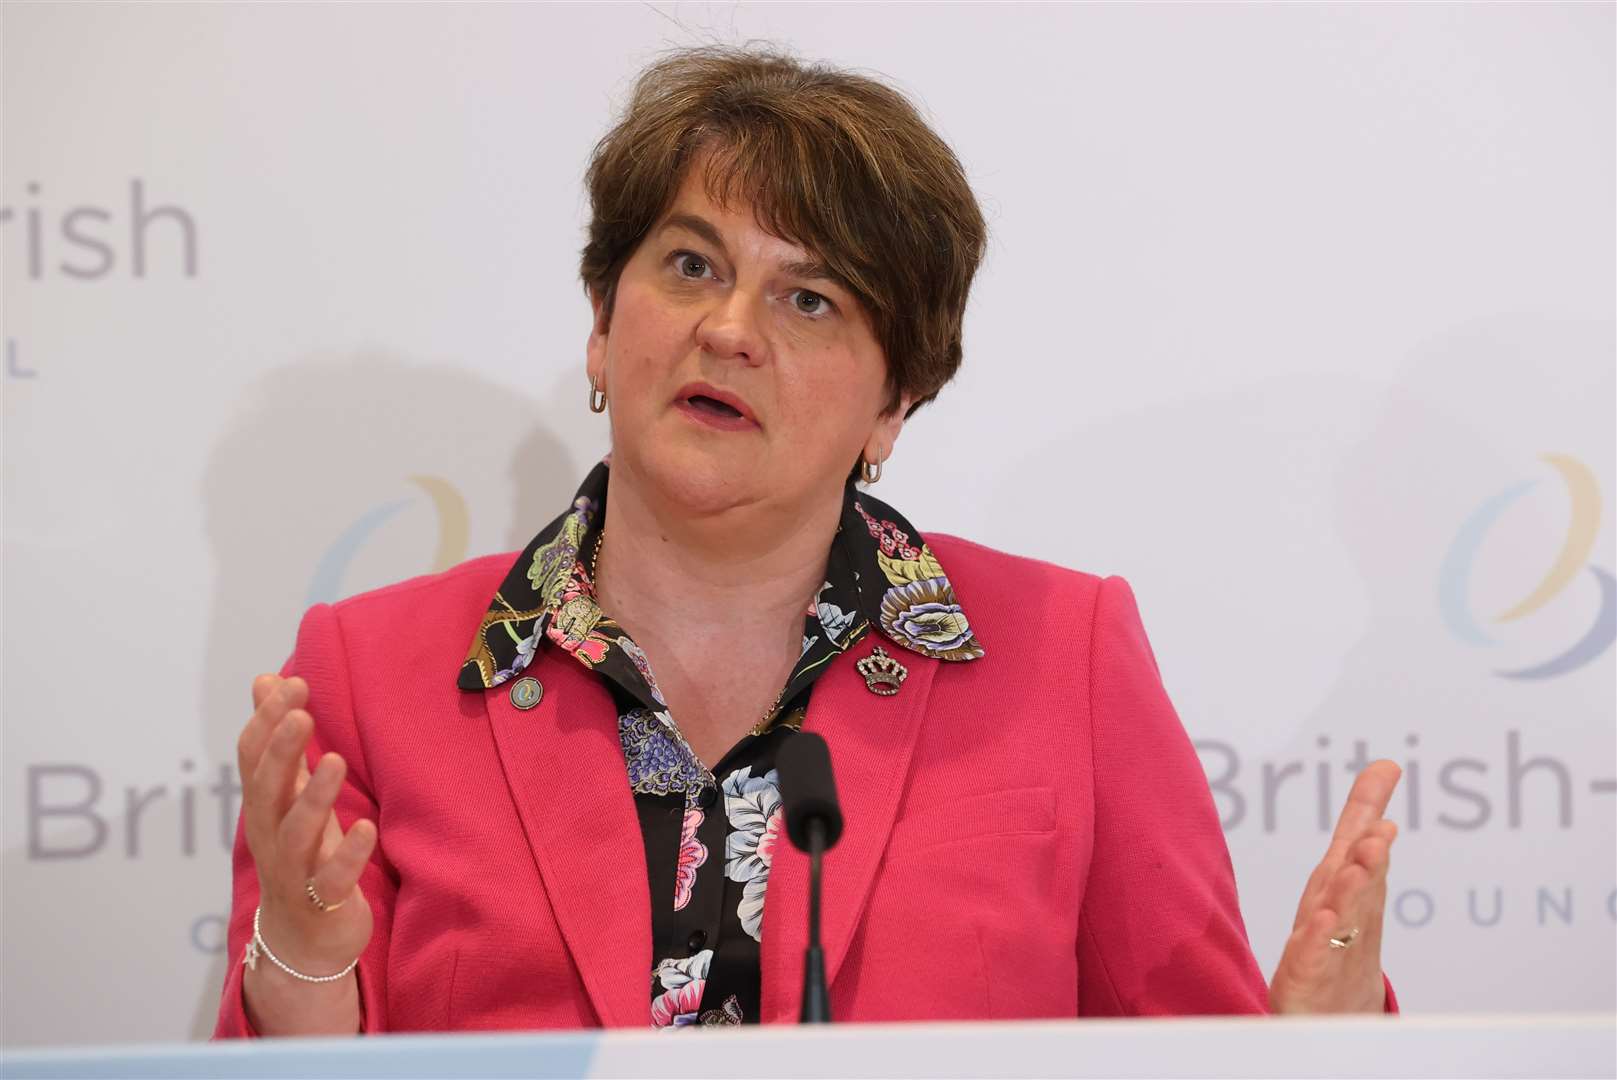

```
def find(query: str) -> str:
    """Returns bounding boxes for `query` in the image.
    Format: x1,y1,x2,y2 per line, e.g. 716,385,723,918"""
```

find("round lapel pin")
509,676,543,710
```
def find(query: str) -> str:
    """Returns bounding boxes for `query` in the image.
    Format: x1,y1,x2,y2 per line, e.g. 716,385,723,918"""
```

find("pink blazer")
216,535,1308,1034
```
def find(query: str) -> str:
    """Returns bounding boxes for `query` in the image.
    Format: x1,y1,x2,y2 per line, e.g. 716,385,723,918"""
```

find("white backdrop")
3,1,1612,1049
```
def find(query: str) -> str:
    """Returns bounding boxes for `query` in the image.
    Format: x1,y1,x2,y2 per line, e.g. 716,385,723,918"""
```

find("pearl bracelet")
243,906,359,984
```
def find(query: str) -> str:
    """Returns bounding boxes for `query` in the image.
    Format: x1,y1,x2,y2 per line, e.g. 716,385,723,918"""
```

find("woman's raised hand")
236,674,376,1033
1268,759,1402,1014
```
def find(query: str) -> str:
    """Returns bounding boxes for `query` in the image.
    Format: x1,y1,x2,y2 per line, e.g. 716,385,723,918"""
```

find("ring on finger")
1328,926,1360,950
306,877,346,913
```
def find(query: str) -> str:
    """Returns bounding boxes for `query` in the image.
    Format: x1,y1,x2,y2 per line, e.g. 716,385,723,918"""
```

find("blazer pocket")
884,785,1056,860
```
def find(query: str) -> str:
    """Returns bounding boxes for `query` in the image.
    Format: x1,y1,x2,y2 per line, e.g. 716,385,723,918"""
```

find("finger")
292,745,313,801
1325,760,1401,862
1349,834,1391,876
236,677,307,787
1351,829,1394,908
1300,762,1399,928
278,752,346,873
1298,822,1391,929
251,674,281,711
238,683,308,852
1349,813,1396,862
1311,817,1398,919
1292,858,1332,932
317,789,348,861
249,707,313,840
1352,832,1393,939
309,818,378,909
1320,858,1372,944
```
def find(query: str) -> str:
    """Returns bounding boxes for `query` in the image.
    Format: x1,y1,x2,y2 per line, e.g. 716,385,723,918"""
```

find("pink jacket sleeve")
1076,576,1272,1015
213,602,399,1038
1076,577,1399,1015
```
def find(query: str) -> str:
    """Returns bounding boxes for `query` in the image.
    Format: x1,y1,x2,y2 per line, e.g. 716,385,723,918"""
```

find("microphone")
777,731,844,1023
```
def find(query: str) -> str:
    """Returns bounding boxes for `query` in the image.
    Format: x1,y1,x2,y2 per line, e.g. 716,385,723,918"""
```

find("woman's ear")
585,286,610,386
864,392,916,465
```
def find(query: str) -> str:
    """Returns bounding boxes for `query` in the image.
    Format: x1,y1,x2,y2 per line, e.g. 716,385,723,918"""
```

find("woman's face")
586,159,910,523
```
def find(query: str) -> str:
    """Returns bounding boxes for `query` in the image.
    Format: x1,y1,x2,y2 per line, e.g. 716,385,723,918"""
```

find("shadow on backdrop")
187,353,598,1037
1008,311,1614,1012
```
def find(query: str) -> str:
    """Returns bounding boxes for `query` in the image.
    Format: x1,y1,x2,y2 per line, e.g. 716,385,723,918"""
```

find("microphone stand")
779,729,841,1024
800,817,830,1023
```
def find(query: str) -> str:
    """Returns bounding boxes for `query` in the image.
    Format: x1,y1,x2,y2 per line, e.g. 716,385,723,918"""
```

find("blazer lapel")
759,643,938,1022
480,646,651,1028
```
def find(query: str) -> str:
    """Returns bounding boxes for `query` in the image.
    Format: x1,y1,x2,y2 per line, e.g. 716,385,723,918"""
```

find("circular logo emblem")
1438,454,1614,679
307,475,469,606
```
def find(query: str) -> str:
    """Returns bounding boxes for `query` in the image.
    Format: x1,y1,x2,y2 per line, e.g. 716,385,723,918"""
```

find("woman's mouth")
685,394,742,419
672,382,759,431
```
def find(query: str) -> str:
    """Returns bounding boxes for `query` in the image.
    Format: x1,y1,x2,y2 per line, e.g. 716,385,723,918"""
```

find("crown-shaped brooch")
856,645,908,696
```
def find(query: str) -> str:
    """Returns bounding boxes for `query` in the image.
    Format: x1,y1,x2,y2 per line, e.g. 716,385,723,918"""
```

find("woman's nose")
694,288,768,367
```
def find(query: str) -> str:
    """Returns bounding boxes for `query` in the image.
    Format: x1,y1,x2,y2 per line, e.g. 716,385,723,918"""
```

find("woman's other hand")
236,674,377,1034
1268,759,1401,1014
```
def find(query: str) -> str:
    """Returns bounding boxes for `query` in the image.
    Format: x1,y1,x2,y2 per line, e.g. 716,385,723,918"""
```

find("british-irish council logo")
308,475,469,606
1438,454,1614,679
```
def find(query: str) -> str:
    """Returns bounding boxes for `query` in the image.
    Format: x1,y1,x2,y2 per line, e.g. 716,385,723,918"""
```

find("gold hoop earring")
861,454,883,484
588,376,607,414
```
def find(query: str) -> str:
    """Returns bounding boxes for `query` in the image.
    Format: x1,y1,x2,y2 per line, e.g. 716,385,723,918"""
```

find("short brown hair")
579,45,987,419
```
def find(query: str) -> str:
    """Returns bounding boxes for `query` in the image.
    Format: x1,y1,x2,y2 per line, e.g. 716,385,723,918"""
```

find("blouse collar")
458,457,982,692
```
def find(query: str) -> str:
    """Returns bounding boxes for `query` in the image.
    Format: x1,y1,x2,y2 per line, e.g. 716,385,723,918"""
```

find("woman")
217,46,1399,1036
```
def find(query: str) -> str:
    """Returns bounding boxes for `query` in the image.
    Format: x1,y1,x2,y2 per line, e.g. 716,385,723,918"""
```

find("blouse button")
698,786,718,810
687,929,708,951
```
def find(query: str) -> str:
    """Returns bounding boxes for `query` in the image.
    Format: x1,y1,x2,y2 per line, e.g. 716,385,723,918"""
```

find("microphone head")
777,731,844,852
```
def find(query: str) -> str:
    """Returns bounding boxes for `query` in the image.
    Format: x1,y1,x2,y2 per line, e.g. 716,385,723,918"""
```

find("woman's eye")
791,289,833,317
673,252,710,279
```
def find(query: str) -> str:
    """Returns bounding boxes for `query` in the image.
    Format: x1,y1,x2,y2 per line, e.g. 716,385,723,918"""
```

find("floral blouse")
458,458,983,1027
